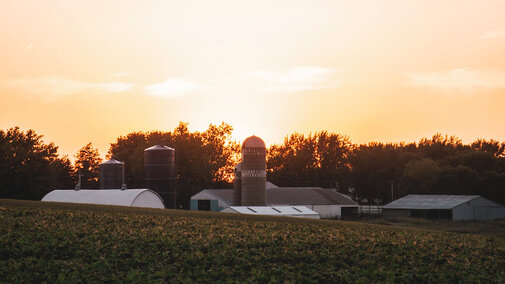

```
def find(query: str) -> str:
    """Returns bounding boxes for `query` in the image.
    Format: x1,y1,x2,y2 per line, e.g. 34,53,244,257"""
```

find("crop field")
1,199,504,283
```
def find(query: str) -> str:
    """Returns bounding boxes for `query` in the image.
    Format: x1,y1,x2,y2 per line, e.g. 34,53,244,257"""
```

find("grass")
362,217,505,237
1,198,505,282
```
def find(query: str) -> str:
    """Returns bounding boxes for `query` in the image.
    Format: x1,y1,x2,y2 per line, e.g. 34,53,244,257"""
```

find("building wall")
293,205,356,219
190,191,229,211
383,209,410,219
131,191,166,208
453,197,505,220
452,203,474,220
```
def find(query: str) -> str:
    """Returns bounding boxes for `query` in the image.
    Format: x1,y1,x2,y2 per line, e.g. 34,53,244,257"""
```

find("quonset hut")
42,145,177,209
41,189,165,209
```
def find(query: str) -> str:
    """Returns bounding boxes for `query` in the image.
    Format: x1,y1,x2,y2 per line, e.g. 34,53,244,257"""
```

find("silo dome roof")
100,159,123,165
242,136,265,148
144,145,174,151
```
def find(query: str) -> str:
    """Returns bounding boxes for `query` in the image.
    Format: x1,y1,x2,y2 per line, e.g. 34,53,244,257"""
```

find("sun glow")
1,0,505,157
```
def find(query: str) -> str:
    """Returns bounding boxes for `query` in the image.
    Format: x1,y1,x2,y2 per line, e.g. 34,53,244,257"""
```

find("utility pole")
389,180,394,202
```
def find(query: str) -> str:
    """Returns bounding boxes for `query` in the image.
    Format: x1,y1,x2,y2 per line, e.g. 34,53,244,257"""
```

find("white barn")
41,189,165,209
190,185,358,219
382,195,505,221
222,206,320,219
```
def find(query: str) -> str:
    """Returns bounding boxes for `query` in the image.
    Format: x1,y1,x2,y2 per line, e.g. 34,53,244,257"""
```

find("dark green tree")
108,122,239,209
267,132,352,189
0,127,74,200
74,143,102,189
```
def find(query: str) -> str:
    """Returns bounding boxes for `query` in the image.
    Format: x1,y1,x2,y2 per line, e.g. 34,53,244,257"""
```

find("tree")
0,127,74,200
401,158,442,194
108,122,239,208
267,132,352,189
74,143,102,189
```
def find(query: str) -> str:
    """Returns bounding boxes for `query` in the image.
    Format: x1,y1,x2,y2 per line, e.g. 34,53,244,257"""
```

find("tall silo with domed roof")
240,135,266,206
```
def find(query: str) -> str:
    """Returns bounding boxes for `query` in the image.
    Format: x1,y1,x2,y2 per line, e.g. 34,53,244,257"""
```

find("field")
1,199,504,283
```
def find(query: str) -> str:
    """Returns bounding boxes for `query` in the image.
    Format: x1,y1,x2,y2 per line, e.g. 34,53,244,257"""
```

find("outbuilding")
41,189,165,209
221,206,320,219
190,184,358,219
382,194,505,221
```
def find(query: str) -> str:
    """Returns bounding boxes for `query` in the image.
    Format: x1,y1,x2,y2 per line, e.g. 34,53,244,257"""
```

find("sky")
1,0,505,159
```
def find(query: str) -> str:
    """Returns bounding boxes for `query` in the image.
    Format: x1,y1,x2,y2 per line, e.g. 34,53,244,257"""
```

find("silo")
240,136,266,206
144,145,176,209
232,163,242,206
99,159,124,189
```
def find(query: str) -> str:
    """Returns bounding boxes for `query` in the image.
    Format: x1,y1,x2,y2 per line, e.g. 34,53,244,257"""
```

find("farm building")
382,194,505,220
221,206,320,219
41,189,165,209
190,185,358,219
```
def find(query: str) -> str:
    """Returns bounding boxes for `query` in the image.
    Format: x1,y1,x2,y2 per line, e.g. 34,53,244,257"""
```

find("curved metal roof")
144,145,174,151
242,136,265,148
100,159,123,165
41,189,165,208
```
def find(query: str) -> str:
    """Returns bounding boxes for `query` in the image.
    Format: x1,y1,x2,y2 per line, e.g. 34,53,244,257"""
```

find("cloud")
144,78,199,98
407,68,505,92
480,30,505,40
97,82,134,93
218,66,340,93
4,76,134,101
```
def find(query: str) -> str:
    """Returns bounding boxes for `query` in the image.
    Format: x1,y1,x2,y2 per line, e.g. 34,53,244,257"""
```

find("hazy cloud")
144,78,199,98
480,30,505,40
407,68,505,92
4,76,134,101
97,82,134,93
218,66,340,93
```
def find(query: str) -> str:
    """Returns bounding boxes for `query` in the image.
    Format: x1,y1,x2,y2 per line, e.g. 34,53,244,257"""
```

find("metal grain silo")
240,136,266,206
99,159,124,189
232,162,242,206
144,145,176,209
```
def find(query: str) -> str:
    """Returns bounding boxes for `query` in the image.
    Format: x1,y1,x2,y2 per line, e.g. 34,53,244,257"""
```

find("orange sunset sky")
1,1,505,159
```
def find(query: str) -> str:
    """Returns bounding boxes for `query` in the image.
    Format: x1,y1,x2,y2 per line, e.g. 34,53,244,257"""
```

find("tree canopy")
0,127,73,200
1,125,504,207
74,143,102,189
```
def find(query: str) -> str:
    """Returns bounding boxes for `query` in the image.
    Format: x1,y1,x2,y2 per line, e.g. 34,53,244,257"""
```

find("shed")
41,189,165,209
382,194,505,220
190,186,358,219
221,206,320,219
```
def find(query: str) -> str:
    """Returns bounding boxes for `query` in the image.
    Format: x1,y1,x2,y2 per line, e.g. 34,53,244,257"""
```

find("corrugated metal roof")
41,189,165,208
383,194,480,210
196,187,358,206
224,206,319,218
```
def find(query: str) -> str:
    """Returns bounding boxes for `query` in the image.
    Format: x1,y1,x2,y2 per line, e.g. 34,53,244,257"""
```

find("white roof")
223,206,320,218
383,194,480,210
41,189,165,209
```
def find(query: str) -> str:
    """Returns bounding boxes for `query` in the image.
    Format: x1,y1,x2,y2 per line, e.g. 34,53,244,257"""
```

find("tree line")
1,125,504,207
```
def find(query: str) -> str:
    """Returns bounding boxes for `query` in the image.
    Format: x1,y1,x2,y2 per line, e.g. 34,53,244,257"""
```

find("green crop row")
0,201,504,283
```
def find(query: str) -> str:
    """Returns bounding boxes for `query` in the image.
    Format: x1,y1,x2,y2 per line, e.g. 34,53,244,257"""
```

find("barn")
382,194,505,221
190,185,358,219
41,189,165,209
